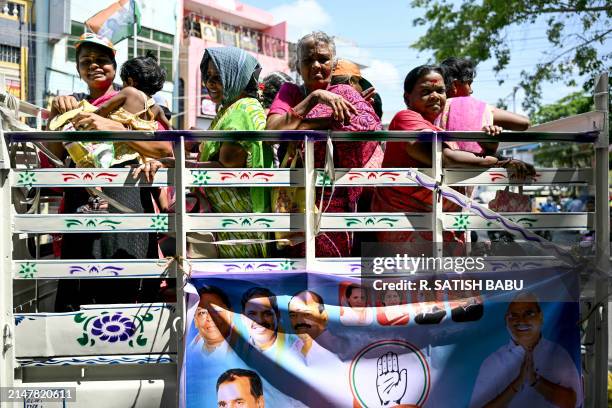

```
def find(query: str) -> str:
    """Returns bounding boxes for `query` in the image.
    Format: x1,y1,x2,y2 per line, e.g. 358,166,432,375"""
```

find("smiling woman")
136,46,272,259
49,34,173,311
196,47,272,258
371,64,535,249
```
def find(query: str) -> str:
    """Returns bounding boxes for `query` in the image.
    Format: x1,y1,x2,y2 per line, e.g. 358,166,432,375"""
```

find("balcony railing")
183,13,293,60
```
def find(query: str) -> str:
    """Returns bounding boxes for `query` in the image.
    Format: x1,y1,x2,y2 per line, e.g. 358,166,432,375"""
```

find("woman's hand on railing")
72,112,127,131
482,124,503,136
132,158,175,182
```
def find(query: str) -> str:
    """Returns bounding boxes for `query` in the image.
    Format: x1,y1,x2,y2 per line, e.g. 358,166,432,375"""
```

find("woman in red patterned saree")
371,65,534,246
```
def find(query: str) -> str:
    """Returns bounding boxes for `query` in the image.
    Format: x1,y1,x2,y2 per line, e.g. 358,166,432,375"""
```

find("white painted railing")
0,73,608,407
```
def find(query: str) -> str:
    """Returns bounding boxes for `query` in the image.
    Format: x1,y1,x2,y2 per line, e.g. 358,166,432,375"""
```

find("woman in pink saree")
438,57,531,153
267,31,381,257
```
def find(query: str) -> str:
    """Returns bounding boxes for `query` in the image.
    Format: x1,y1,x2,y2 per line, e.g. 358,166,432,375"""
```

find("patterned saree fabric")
199,97,272,259
371,109,464,246
269,83,382,257
435,96,494,155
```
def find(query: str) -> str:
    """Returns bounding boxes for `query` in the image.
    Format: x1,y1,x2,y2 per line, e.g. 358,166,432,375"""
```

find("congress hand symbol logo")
376,351,408,406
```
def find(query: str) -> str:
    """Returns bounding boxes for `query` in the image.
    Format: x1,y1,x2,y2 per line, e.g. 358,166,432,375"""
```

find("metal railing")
0,74,608,407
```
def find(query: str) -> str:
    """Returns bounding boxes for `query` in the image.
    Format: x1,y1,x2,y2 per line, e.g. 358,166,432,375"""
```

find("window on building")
66,21,85,63
128,27,174,78
0,44,20,65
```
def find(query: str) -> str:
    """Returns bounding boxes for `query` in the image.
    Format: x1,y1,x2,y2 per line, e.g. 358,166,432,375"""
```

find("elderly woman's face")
204,60,223,105
77,44,115,91
405,71,446,123
298,39,333,92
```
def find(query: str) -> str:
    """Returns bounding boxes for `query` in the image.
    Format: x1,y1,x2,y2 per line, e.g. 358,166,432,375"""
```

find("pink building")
181,0,292,129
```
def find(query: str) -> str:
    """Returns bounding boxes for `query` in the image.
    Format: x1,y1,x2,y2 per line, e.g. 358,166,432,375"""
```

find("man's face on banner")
288,292,328,340
195,293,232,344
242,296,278,348
505,300,543,348
217,376,264,408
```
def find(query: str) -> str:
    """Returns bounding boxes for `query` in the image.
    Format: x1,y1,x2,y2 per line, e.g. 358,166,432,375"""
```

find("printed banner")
182,268,582,408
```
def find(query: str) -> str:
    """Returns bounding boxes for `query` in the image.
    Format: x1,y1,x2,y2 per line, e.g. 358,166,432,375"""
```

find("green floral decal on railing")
191,170,212,185
452,214,471,230
65,218,122,230
486,217,538,228
150,215,169,232
221,217,275,228
316,172,333,186
344,217,399,228
74,311,154,347
17,171,37,188
279,260,296,270
18,262,37,278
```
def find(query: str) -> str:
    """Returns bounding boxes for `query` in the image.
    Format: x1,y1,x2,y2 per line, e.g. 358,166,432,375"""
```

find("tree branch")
527,5,611,14
545,28,612,65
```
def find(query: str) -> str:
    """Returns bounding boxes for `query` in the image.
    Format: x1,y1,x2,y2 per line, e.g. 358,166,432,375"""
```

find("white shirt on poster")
469,337,582,408
287,332,354,407
187,335,231,360
289,332,339,367
340,306,373,326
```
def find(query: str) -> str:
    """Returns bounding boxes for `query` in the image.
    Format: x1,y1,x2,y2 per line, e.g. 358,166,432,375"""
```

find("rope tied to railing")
434,173,445,203
157,255,193,285
405,167,600,273
313,132,337,237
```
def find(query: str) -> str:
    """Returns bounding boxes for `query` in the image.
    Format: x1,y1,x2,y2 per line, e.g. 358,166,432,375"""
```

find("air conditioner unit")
48,0,71,44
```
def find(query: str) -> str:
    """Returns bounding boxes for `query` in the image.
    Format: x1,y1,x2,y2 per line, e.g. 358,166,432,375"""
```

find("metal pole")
174,137,187,408
304,134,316,269
0,156,15,395
592,72,610,408
432,132,443,257
0,71,13,396
133,21,138,57
172,0,182,129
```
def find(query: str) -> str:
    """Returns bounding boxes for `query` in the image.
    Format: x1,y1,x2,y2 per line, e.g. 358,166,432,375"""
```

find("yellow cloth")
109,98,157,164
107,97,157,131
48,100,97,131
49,97,158,165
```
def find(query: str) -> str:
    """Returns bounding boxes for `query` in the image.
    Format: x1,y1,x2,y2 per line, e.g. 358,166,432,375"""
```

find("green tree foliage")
530,92,597,167
531,91,593,124
411,0,611,113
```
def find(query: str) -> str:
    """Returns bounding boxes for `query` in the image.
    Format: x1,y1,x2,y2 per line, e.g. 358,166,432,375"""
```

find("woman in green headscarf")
138,47,272,258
